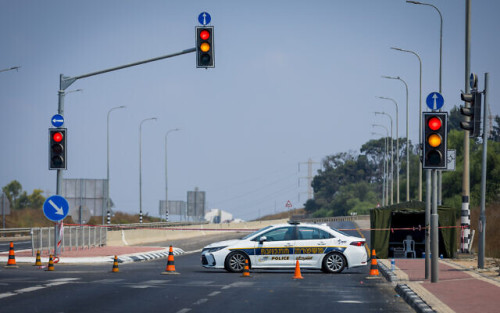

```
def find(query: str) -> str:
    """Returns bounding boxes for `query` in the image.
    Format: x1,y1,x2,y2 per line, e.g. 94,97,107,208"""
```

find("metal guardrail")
0,228,32,237
31,226,106,256
295,215,370,224
106,221,209,230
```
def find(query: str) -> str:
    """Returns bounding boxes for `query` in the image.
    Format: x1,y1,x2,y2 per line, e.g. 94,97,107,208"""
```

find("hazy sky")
1,0,498,221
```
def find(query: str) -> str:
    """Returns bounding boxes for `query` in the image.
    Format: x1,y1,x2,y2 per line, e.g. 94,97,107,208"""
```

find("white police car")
201,221,367,273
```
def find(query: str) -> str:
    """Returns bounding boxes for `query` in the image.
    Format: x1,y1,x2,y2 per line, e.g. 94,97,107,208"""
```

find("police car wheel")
322,252,346,273
224,251,248,273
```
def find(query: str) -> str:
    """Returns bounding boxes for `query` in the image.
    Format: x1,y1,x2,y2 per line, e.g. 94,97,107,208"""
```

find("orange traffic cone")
369,249,380,277
33,250,42,266
47,255,55,271
292,260,303,279
161,246,179,275
111,255,119,273
241,259,251,277
4,242,18,268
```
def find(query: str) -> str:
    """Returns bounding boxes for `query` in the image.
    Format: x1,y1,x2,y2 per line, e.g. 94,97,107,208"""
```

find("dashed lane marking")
176,309,191,313
0,277,80,300
208,291,220,297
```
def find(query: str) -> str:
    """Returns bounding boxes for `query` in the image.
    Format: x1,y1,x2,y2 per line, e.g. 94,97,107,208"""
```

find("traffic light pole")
431,169,439,283
425,169,431,279
478,72,489,269
54,47,196,255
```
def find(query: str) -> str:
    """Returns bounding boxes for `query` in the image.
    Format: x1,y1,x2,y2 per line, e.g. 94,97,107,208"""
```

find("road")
0,240,31,253
0,221,413,313
0,252,411,313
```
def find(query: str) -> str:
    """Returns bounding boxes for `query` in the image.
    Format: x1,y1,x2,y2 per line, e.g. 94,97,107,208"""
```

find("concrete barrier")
106,219,289,246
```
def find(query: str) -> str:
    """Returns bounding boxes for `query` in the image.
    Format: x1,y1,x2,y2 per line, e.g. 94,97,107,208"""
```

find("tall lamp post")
105,105,126,224
375,112,394,205
391,47,423,201
378,96,400,203
139,117,157,223
0,66,20,74
371,130,389,206
164,128,180,221
406,0,444,206
382,75,410,202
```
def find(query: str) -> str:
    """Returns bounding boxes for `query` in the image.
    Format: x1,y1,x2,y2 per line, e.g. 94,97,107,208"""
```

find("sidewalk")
0,245,184,264
379,258,500,313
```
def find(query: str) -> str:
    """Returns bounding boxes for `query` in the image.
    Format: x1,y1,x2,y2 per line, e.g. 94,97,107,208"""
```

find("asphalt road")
0,221,412,313
0,251,411,313
0,240,31,253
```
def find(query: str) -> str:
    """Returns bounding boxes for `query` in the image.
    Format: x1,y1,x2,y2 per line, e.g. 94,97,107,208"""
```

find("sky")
1,0,499,221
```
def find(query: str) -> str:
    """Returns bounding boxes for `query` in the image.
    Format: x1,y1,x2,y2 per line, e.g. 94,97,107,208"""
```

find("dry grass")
1,209,160,227
469,202,500,258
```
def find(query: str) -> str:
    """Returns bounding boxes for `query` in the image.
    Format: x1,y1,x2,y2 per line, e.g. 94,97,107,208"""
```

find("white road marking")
176,309,191,313
208,291,220,297
338,300,363,304
15,286,45,293
0,277,80,299
0,292,16,299
193,298,208,305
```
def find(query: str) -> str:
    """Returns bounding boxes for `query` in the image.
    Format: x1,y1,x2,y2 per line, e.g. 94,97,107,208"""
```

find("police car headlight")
203,246,227,253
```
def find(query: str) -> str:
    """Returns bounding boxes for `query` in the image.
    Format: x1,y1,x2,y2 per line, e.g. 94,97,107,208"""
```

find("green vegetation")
1,181,160,227
305,106,500,217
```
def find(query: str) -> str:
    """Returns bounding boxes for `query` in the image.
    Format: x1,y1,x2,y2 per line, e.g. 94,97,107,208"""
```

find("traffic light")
422,112,448,169
460,89,482,138
196,26,214,68
49,128,67,170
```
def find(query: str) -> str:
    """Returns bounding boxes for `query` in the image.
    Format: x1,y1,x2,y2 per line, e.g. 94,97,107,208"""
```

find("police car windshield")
241,226,273,240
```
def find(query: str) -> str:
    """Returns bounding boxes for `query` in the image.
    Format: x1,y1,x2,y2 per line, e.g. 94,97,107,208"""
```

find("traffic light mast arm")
60,47,197,90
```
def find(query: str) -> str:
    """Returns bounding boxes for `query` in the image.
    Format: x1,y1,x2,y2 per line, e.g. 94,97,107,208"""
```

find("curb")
378,261,436,313
0,247,185,264
395,284,437,313
118,247,185,264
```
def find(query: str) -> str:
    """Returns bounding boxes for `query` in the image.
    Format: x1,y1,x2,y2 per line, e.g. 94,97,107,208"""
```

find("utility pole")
461,0,472,253
478,72,489,269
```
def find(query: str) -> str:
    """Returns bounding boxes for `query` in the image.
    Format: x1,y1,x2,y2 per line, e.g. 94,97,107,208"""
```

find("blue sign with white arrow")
198,12,211,25
51,114,64,127
43,195,69,222
426,92,444,111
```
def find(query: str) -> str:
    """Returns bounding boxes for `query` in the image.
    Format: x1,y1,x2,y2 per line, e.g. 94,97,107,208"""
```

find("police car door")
294,227,332,267
253,226,295,268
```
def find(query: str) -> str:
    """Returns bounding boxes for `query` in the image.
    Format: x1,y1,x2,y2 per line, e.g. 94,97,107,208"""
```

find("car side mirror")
259,236,267,243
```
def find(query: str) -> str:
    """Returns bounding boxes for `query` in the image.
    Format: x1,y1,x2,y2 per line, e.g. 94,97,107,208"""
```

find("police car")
201,221,367,273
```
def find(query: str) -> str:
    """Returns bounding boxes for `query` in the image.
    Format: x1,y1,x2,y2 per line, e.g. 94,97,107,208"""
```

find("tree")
2,180,22,210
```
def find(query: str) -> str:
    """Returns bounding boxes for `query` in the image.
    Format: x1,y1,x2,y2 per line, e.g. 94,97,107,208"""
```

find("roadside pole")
478,72,489,269
431,169,439,283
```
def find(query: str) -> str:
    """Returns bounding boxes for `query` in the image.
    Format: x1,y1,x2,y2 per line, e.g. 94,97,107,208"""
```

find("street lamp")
391,47,423,201
371,131,388,206
377,96,400,203
105,105,126,224
373,124,390,205
382,75,410,202
164,128,180,221
139,117,157,223
374,112,394,205
406,1,442,93
0,66,20,74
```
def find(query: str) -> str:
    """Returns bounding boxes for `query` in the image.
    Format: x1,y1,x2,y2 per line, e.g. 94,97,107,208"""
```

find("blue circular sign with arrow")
425,92,444,111
43,195,69,222
51,114,64,127
198,12,211,25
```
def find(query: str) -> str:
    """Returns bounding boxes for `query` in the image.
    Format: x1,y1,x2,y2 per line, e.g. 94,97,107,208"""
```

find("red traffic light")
52,132,64,143
428,117,442,131
199,29,210,40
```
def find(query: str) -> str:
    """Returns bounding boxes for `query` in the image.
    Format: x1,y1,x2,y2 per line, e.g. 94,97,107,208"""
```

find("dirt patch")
450,257,500,279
